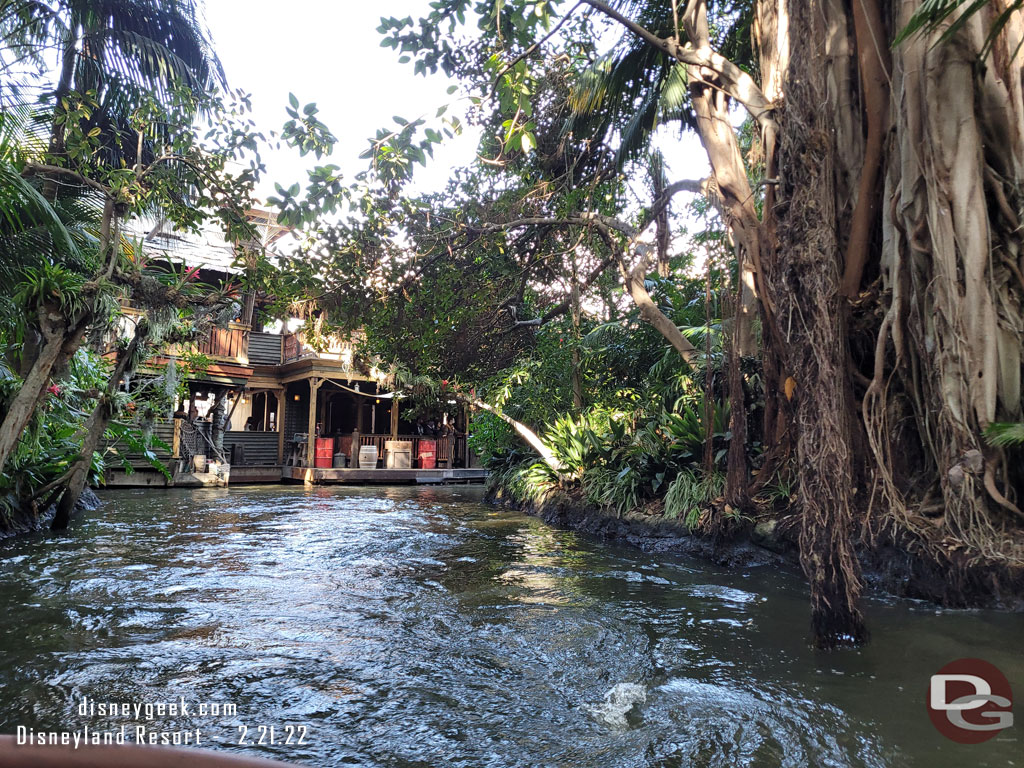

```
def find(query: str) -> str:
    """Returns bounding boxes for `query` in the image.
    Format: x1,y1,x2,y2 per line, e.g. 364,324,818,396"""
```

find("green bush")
664,468,725,529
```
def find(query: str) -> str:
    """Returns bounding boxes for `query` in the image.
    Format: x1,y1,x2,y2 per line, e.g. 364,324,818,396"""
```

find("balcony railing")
112,306,367,371
287,433,472,469
191,323,250,365
356,434,467,468
282,332,358,366
117,306,251,367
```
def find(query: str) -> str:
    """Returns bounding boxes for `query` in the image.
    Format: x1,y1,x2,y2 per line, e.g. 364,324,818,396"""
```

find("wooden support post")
463,404,472,468
305,378,321,483
321,390,331,434
172,417,182,458
276,390,285,464
390,396,399,440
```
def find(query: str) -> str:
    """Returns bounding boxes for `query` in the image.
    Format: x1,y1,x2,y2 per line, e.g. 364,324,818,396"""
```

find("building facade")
103,211,480,487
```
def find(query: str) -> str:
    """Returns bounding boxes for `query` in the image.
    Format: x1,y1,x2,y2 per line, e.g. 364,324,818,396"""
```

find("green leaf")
985,422,1024,447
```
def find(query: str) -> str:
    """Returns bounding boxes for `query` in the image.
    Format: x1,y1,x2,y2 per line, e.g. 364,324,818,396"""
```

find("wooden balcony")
282,332,358,367
116,307,251,366
192,323,250,365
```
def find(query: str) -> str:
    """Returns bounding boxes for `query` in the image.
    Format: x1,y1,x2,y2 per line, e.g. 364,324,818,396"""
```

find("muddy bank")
0,487,101,539
489,487,1024,612
488,487,798,570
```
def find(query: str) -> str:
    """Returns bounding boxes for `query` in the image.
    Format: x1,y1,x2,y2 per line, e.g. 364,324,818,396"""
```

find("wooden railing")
286,433,472,468
189,323,249,365
356,434,467,468
281,331,359,366
115,307,251,366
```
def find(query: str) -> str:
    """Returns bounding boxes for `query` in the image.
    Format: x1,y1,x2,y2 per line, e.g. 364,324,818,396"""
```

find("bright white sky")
204,0,483,200
203,0,710,205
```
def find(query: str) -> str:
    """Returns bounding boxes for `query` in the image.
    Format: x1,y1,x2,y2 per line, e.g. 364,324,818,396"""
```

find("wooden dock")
103,463,489,488
281,465,488,485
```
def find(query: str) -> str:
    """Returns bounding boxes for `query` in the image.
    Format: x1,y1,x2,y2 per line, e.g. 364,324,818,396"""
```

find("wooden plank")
280,465,488,484
222,431,280,465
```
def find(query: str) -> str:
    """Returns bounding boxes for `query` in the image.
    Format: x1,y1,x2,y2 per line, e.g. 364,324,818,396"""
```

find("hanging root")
853,0,1024,596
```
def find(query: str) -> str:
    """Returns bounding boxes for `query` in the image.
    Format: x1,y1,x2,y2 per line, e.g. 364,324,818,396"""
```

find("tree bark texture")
770,0,867,647
863,0,1024,559
52,325,148,530
0,307,67,471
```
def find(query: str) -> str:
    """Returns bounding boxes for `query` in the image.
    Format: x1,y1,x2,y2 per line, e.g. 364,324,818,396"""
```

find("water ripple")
0,485,1020,768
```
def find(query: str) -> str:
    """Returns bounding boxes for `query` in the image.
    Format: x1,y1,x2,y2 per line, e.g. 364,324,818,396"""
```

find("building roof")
126,208,291,275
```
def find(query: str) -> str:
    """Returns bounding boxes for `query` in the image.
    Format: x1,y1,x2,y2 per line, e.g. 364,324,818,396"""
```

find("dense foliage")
2,0,1022,650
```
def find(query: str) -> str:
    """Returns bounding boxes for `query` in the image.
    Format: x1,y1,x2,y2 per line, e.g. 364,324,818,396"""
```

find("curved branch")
580,0,776,131
22,162,111,197
590,224,700,365
463,397,561,471
468,177,706,242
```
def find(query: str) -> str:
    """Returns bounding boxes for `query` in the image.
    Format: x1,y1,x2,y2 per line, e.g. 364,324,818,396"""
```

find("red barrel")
315,437,335,468
418,439,436,469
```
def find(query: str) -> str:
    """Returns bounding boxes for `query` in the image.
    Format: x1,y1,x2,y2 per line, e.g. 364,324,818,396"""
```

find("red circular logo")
928,658,1014,744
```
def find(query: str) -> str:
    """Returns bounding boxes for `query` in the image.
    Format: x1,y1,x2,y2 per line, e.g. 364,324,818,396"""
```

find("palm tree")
1,0,226,170
0,0,227,473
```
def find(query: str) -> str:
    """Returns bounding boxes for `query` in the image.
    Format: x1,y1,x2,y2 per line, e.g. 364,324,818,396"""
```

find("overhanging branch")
580,0,777,132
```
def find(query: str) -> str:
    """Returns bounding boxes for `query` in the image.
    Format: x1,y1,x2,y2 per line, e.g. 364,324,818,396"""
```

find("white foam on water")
586,682,647,728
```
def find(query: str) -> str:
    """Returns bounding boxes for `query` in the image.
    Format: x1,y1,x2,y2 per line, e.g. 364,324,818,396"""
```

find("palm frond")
985,422,1024,447
894,0,1024,61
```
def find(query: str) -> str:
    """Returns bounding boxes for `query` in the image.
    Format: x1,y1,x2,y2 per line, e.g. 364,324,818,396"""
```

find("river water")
0,485,1020,767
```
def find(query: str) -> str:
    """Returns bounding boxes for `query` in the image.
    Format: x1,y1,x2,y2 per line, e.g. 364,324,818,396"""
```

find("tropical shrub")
664,468,725,529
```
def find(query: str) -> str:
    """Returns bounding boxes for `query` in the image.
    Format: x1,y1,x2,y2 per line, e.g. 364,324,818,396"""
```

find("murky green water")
0,485,1020,766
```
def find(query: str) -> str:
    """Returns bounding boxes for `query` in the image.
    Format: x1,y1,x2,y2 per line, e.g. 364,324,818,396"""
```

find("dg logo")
928,658,1014,744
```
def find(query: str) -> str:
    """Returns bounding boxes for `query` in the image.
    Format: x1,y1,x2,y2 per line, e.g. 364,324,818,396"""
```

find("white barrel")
358,445,379,469
193,455,207,473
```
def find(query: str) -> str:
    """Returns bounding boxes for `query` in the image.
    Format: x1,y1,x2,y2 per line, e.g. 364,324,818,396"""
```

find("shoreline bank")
487,486,1024,612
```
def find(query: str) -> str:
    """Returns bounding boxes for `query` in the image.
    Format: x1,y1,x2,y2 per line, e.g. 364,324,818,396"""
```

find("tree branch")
590,223,699,364
469,177,705,242
470,177,707,331
491,1,585,98
23,162,111,197
580,0,776,131
464,396,561,471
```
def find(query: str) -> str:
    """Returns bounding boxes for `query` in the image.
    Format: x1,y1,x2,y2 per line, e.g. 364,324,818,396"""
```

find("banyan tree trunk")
865,1,1024,561
759,0,1024,640
769,0,867,648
